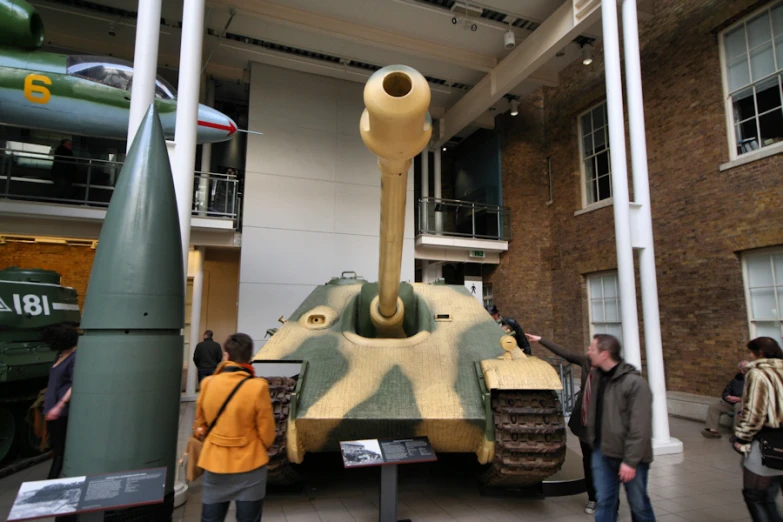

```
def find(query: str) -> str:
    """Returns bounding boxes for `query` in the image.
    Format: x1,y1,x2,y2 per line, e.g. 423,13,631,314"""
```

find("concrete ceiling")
28,0,651,141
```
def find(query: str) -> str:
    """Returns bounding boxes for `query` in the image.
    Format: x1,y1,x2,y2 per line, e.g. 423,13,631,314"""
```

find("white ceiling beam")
207,0,499,73
436,1,601,146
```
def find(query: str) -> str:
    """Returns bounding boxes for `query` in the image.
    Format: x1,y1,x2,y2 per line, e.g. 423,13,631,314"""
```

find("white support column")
126,0,162,150
602,0,642,371
421,150,429,233
434,147,443,234
196,79,214,215
622,0,682,454
184,247,204,401
172,0,205,274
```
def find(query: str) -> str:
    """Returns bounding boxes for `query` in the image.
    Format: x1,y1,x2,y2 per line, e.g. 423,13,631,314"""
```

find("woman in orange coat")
193,333,276,522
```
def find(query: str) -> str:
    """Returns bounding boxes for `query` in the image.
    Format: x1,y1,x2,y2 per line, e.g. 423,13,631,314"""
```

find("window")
579,102,611,205
587,272,623,343
483,283,493,308
721,2,783,157
742,248,783,348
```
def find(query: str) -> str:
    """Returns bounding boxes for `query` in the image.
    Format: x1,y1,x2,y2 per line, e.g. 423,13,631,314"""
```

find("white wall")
238,63,415,346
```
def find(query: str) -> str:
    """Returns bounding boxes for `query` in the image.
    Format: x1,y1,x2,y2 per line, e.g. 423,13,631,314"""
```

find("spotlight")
510,98,519,117
504,29,515,50
442,147,447,151
582,43,593,65
108,22,116,37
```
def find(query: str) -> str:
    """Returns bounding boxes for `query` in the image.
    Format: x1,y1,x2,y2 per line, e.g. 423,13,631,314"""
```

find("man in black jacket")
193,330,224,383
702,360,747,438
486,305,531,355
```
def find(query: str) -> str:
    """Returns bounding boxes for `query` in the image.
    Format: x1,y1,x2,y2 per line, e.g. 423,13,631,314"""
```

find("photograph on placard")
8,476,86,520
340,439,384,467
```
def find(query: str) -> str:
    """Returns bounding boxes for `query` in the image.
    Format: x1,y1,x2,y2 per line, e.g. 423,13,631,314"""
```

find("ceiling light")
504,29,515,50
442,147,447,151
510,98,519,116
582,43,593,65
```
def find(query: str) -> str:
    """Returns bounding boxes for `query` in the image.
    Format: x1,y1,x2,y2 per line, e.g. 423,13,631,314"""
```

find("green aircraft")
0,0,237,144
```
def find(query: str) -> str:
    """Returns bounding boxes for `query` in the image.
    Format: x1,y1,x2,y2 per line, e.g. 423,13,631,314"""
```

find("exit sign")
469,250,485,258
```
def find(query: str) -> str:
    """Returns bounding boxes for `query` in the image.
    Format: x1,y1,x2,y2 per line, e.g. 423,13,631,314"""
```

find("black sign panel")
340,436,436,468
7,467,166,521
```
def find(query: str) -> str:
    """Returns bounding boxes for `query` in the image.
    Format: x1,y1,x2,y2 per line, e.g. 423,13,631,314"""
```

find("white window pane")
776,36,783,70
591,299,605,322
748,255,775,287
593,105,606,128
603,276,617,298
589,276,603,298
605,299,620,322
605,324,623,343
583,133,594,157
751,43,776,81
751,287,778,319
729,57,751,91
779,287,783,320
754,321,783,348
749,12,773,48
581,113,592,134
775,254,783,281
774,5,783,38
594,126,607,152
725,27,748,61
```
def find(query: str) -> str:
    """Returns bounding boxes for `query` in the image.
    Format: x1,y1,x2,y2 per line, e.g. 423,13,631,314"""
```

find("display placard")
7,467,166,521
340,436,436,468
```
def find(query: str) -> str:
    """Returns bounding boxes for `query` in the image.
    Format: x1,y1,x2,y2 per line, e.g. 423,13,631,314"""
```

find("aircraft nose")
196,105,237,144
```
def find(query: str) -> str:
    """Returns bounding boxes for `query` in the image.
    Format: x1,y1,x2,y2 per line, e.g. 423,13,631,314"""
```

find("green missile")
63,104,184,519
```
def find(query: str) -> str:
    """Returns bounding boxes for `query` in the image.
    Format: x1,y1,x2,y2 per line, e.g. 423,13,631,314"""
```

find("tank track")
478,390,567,487
266,376,300,485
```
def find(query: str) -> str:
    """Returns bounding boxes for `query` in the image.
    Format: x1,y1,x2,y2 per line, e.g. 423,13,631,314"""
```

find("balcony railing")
417,197,512,241
0,148,241,226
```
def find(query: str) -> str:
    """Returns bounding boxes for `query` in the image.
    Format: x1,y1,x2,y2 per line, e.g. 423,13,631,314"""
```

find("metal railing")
417,197,512,241
543,357,576,416
0,148,241,226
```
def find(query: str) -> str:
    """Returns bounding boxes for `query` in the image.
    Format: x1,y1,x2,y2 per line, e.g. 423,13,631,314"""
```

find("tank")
252,65,567,488
0,267,81,465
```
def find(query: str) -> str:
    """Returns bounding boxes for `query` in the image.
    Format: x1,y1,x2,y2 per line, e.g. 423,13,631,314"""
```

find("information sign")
7,467,166,521
339,436,437,468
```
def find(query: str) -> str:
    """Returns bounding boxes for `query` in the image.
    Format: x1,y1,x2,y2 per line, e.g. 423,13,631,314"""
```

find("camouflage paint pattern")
253,278,564,463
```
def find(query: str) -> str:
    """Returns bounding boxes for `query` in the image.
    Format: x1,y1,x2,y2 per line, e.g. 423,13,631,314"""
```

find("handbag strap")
205,375,251,438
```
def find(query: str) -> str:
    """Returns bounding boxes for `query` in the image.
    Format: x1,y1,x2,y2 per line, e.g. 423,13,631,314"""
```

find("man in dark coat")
702,360,747,438
50,139,75,200
193,330,224,383
486,305,531,354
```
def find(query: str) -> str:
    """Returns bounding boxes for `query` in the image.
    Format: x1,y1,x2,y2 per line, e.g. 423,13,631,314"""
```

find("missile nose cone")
197,104,237,143
81,104,184,330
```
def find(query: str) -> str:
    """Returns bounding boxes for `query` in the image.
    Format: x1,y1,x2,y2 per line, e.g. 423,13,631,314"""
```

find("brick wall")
0,242,95,309
491,0,783,396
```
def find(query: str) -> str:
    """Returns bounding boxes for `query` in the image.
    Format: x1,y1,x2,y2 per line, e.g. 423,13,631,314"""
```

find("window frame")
719,0,783,162
586,270,623,345
741,246,783,345
577,101,612,209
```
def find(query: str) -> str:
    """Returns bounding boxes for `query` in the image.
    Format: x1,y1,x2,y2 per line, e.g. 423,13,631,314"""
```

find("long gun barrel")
360,65,432,338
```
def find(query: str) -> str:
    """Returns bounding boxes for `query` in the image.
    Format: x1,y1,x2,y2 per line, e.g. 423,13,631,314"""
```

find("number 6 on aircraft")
23,73,51,104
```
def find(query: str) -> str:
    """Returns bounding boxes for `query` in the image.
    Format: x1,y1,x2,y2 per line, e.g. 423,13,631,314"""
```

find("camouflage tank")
253,65,567,487
0,267,81,465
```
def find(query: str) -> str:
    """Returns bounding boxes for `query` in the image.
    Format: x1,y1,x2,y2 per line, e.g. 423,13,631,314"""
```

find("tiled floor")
0,406,766,522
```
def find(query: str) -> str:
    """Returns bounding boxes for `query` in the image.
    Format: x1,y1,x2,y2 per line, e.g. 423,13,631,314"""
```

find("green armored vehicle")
253,65,567,487
0,267,81,464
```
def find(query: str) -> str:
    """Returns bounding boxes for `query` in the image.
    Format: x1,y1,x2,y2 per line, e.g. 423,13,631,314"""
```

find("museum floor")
0,405,766,522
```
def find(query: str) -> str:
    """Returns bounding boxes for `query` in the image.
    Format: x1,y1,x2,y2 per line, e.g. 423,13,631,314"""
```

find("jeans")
742,466,783,522
202,499,263,522
580,440,597,502
47,416,69,479
592,447,655,522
